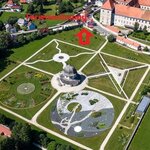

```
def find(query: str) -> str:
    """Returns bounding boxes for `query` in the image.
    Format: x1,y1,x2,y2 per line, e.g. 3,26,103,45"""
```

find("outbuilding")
136,96,150,115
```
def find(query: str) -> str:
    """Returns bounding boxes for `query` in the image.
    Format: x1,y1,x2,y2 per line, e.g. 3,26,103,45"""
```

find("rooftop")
116,36,140,47
136,96,150,113
115,4,150,21
0,124,12,137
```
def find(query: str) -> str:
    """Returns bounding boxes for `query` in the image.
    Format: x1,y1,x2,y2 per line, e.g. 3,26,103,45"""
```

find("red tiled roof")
106,25,120,33
7,0,13,5
138,0,150,6
117,36,140,47
11,5,21,9
101,0,115,10
115,4,150,21
0,124,11,137
20,0,27,3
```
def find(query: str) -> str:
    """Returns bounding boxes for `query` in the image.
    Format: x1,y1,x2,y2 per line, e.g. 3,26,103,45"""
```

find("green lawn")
105,125,133,150
102,54,142,69
129,108,150,150
133,71,150,102
0,12,25,22
102,42,150,64
105,103,139,150
68,54,93,70
82,54,106,75
0,66,56,119
89,76,123,97
27,41,58,62
0,28,104,78
123,67,147,98
37,92,125,150
129,35,150,46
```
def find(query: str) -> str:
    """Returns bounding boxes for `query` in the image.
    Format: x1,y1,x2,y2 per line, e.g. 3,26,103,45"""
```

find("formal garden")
0,66,54,108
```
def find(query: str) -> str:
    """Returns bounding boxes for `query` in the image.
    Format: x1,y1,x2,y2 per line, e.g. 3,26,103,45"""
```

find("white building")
100,0,150,31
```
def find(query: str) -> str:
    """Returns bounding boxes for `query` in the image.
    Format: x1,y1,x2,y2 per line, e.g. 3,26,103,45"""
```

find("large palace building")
100,0,150,31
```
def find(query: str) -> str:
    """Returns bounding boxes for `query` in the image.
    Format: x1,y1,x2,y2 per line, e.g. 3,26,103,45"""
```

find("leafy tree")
143,26,148,35
7,17,18,25
141,86,150,95
39,133,50,147
134,22,139,32
0,138,15,150
143,46,149,52
16,34,26,45
27,4,35,14
107,34,115,42
47,141,57,150
0,32,12,50
59,2,66,13
93,29,97,34
37,4,44,14
0,114,6,124
0,20,4,31
66,1,74,12
12,123,32,149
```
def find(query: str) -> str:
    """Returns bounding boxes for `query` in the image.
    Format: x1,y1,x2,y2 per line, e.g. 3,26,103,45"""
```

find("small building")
0,124,11,137
6,0,14,7
116,36,141,50
136,96,150,115
27,22,36,30
59,65,82,86
20,0,33,4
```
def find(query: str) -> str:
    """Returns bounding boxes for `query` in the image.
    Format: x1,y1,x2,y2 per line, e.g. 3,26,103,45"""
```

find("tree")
66,1,74,12
7,17,18,25
0,114,6,124
0,138,15,150
143,46,149,52
0,32,12,50
93,29,97,34
12,123,32,149
37,4,44,14
107,34,115,42
0,20,4,31
143,26,148,35
27,4,35,14
47,141,57,150
134,22,139,32
59,2,66,13
16,34,26,45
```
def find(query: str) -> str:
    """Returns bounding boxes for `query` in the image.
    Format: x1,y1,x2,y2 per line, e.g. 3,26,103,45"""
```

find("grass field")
0,28,104,78
101,42,150,64
123,67,147,98
105,103,139,150
37,92,125,150
89,75,122,97
129,108,150,150
132,71,150,102
101,54,142,69
82,54,106,75
0,66,56,119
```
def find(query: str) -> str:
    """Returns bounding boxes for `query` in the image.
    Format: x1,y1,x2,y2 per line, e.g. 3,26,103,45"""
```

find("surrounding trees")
0,20,5,31
58,1,74,14
133,22,139,32
0,114,75,150
0,32,12,50
107,34,116,42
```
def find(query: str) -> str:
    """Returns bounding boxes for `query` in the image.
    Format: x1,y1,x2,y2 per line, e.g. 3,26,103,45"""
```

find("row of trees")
58,1,74,14
0,114,75,150
132,22,150,41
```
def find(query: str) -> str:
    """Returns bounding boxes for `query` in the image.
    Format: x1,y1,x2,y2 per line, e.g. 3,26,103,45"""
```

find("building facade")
100,0,150,31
